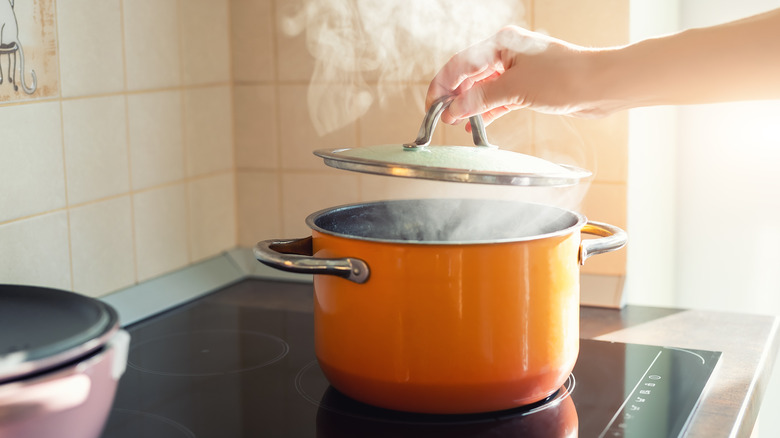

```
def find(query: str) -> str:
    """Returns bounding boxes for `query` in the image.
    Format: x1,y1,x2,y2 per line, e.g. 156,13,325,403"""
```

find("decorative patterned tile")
0,0,59,102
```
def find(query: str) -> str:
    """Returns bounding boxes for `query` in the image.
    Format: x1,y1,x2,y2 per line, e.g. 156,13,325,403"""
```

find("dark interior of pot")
308,198,583,243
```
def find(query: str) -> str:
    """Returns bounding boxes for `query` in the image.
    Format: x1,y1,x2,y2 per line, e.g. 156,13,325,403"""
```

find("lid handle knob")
403,95,495,150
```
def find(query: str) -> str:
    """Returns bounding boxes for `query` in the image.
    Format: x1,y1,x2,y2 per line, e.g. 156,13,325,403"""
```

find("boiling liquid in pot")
310,199,581,244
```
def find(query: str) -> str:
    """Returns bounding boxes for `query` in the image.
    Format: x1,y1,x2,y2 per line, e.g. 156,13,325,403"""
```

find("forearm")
592,8,780,111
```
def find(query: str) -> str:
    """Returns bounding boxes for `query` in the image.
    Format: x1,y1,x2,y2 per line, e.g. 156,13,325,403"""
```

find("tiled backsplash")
0,0,235,297
1,0,627,298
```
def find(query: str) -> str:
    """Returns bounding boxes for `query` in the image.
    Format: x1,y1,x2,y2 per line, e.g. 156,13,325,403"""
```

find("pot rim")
305,198,587,246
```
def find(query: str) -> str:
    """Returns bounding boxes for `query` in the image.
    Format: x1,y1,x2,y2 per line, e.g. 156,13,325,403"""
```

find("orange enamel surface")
311,229,581,413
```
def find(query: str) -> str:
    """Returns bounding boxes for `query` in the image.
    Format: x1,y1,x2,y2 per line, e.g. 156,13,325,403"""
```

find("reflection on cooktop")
295,358,575,436
101,279,720,438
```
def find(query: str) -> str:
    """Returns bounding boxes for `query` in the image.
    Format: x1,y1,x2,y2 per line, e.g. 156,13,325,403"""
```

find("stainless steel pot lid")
0,285,119,383
314,96,591,187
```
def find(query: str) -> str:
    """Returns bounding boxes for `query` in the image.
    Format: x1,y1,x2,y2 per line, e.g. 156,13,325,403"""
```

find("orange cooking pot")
255,198,626,414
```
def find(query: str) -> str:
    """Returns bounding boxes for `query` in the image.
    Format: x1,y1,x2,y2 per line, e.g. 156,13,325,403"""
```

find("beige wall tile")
0,0,59,102
533,113,609,180
133,184,189,282
483,110,535,153
559,113,628,183
128,90,184,190
231,0,276,82
57,0,125,97
62,95,129,205
237,170,281,246
278,84,357,170
533,0,629,277
580,182,627,276
70,196,135,297
0,102,65,223
180,0,231,86
188,173,237,261
234,85,277,169
0,212,71,290
440,122,475,148
357,87,432,147
534,0,629,46
184,86,234,177
275,0,315,83
281,171,359,236
123,0,181,91
359,175,464,202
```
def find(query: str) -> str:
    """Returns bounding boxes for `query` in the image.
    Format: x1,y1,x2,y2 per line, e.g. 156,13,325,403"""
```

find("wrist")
580,47,640,116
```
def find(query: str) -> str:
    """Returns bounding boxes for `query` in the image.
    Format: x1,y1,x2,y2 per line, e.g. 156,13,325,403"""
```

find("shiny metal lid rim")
316,150,591,187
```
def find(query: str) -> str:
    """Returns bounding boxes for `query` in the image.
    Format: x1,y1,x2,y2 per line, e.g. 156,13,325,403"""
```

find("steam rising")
313,198,580,243
280,0,525,135
282,0,598,233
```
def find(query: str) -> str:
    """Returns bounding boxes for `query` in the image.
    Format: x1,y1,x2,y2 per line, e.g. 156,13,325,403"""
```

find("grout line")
225,0,240,249
0,79,431,110
51,0,75,291
0,171,233,229
0,96,62,107
0,84,235,112
118,0,128,93
118,0,139,284
0,208,70,228
269,0,285,236
176,0,193,264
235,166,288,173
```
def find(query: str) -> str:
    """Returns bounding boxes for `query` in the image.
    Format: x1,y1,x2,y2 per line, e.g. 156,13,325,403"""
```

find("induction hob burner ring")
294,359,575,425
103,408,196,438
127,329,290,377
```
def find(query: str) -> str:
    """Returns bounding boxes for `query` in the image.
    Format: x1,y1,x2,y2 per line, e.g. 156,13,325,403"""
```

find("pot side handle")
254,237,370,284
579,221,627,265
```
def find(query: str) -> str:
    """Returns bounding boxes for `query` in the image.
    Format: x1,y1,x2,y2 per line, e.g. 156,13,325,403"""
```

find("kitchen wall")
0,0,628,298
627,1,780,436
0,0,236,297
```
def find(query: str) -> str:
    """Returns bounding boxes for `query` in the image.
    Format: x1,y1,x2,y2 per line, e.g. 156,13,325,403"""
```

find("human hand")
426,26,609,130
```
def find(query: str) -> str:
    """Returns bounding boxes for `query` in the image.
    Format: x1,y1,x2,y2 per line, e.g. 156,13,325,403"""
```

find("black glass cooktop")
101,279,721,438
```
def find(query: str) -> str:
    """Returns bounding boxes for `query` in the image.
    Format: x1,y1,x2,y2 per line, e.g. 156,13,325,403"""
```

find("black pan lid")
0,284,119,383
